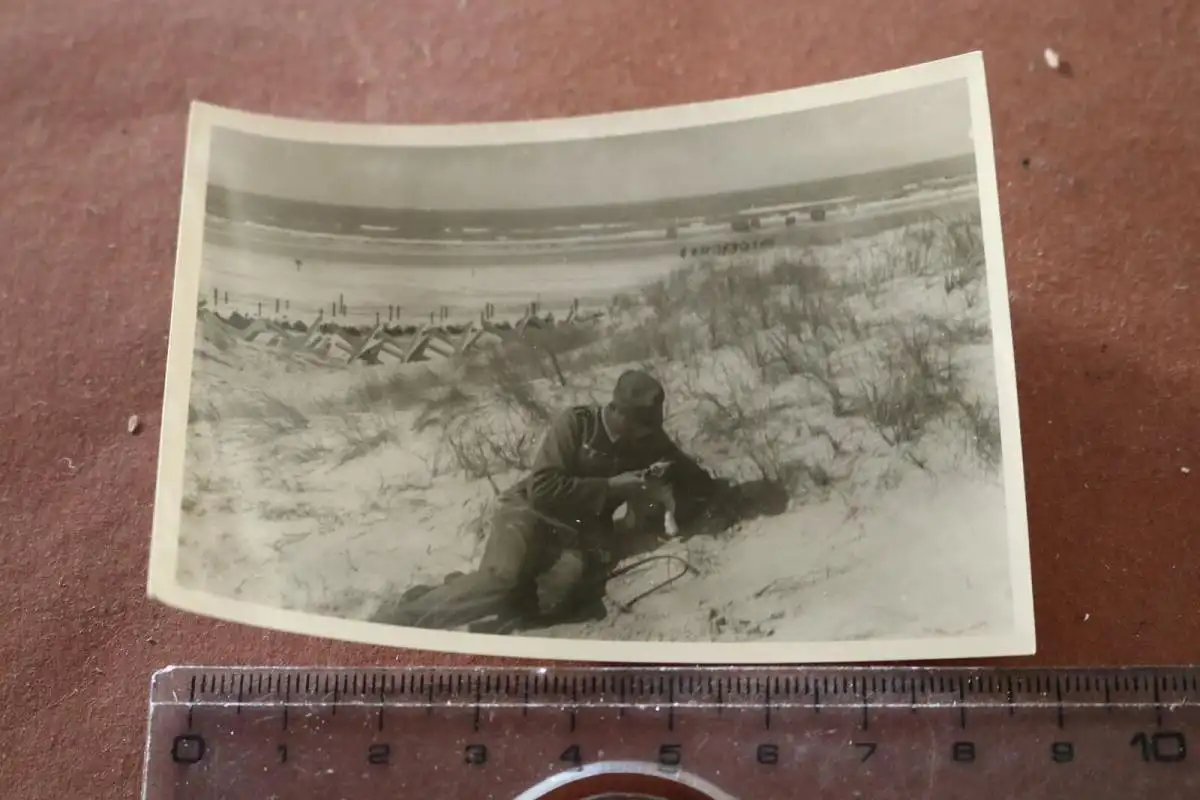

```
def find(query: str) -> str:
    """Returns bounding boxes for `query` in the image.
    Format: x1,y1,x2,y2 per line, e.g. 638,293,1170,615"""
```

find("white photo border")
148,50,1035,664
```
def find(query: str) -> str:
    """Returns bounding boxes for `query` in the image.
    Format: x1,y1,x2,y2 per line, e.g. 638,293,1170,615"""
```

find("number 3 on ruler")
465,744,488,765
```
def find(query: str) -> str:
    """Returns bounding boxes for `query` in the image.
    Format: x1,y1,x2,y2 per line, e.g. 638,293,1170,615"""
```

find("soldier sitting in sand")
370,369,724,632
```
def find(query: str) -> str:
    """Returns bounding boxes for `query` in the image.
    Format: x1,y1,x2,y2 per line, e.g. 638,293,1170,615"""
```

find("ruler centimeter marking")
144,666,1200,800
158,667,1200,716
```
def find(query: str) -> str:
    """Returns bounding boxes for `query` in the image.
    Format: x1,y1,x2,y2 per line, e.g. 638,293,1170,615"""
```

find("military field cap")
611,370,666,412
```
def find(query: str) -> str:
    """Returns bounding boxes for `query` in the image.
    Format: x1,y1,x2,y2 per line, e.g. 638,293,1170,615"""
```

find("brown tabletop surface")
2,1,1197,797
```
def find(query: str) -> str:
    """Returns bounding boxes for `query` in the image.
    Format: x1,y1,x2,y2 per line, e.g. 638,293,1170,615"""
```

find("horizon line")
203,153,977,224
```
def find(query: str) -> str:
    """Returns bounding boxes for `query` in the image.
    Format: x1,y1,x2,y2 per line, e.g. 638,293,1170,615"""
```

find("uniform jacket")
508,404,718,528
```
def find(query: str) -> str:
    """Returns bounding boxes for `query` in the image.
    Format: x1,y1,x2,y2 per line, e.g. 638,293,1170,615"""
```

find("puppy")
632,460,680,539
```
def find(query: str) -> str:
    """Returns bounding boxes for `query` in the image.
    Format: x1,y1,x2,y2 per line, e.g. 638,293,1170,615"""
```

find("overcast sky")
206,78,973,212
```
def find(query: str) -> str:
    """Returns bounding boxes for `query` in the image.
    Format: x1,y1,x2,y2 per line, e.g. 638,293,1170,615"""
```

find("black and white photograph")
148,51,1035,663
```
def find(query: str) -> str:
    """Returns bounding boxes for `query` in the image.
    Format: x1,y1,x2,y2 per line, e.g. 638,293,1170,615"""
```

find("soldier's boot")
395,581,439,604
368,570,465,616
370,570,521,629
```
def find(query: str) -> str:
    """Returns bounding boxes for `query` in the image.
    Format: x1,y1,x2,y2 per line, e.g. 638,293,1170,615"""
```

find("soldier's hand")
607,470,648,497
645,459,674,477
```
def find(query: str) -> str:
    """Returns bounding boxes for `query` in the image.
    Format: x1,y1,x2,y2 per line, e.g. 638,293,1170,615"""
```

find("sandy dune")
175,204,1017,645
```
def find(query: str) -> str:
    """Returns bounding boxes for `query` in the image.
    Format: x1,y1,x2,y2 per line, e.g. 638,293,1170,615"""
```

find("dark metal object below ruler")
142,665,1199,799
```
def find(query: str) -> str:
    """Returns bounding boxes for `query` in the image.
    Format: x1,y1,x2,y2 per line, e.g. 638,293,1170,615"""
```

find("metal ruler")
143,665,1199,799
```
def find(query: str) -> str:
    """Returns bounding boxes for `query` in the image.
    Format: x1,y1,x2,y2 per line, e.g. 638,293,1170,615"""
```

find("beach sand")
174,204,1018,645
